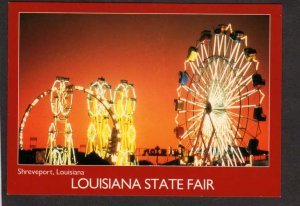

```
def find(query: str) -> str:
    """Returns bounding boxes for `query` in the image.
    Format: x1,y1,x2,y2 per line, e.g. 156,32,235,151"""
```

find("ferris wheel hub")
205,102,212,114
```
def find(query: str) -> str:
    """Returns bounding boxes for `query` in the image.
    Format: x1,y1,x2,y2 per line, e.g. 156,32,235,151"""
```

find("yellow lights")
85,78,137,165
87,123,96,141
103,100,111,109
50,79,73,117
86,88,94,95
112,80,137,165
86,79,113,159
46,77,76,165
127,125,136,153
116,96,125,116
32,98,39,106
48,122,56,134
115,123,120,130
175,23,266,167
102,124,111,141
110,154,118,163
113,83,127,117
19,76,136,166
24,112,29,118
45,123,57,164
86,123,97,154
19,90,52,149
74,85,84,91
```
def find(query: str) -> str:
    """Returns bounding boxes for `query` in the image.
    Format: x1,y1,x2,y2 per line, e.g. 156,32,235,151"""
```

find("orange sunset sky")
19,14,269,151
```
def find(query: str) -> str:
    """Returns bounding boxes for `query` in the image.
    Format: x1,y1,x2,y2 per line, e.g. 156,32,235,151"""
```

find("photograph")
18,13,269,167
7,3,281,196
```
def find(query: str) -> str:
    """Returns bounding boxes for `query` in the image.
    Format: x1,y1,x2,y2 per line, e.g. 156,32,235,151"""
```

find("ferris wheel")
174,24,267,166
19,76,121,165
86,77,113,158
46,77,76,165
113,80,137,165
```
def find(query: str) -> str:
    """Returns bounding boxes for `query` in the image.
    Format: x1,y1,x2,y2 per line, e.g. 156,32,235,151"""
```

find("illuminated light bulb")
32,99,39,106
103,101,111,109
76,86,84,91
111,154,117,163
115,123,120,130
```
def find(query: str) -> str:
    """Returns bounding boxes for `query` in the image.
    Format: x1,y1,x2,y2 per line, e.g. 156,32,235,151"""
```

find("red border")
8,3,282,196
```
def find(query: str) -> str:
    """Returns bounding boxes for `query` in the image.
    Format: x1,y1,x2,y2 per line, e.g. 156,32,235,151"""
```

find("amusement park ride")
86,78,137,165
19,77,136,165
19,23,267,166
174,24,267,166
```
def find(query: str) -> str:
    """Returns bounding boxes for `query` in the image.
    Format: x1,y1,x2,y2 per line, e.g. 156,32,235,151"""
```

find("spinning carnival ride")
86,77,113,159
19,76,130,165
86,78,137,165
113,80,137,165
174,24,267,166
47,77,76,165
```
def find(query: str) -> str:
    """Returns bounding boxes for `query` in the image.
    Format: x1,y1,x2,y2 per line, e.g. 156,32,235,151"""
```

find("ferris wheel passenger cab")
56,76,70,81
244,48,257,62
174,99,184,111
229,30,244,42
98,77,105,82
253,106,266,121
186,46,198,62
120,79,128,84
214,24,229,34
65,84,74,94
174,127,184,140
247,138,259,155
199,30,212,43
252,73,266,87
179,71,189,85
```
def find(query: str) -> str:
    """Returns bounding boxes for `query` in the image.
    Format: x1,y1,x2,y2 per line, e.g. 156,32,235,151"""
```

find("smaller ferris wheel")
86,77,113,158
85,78,137,165
19,76,122,165
46,76,76,165
113,80,137,165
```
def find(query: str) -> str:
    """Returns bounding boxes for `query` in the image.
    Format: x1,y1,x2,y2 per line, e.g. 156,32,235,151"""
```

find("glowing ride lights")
19,90,51,150
75,84,122,165
174,24,267,166
113,80,137,165
85,78,137,165
18,76,122,165
45,77,76,165
86,77,113,158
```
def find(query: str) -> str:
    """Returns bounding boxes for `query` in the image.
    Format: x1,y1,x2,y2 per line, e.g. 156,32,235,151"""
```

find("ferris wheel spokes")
175,23,267,166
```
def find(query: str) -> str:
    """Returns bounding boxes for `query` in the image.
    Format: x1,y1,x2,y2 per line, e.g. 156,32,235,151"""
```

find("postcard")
7,2,282,196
